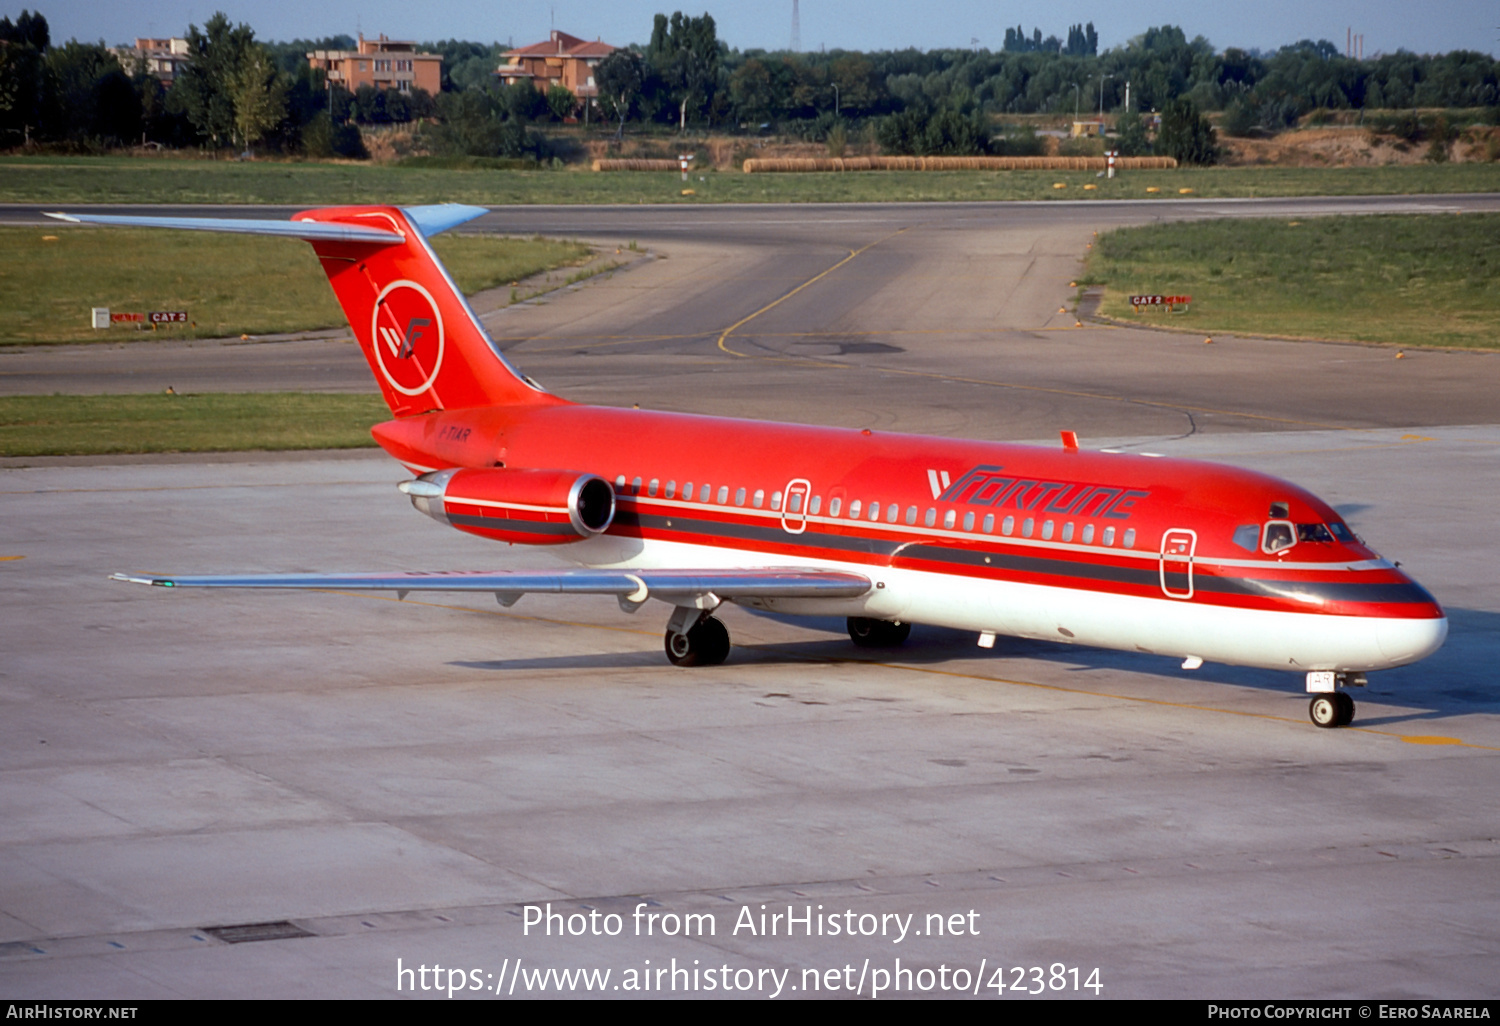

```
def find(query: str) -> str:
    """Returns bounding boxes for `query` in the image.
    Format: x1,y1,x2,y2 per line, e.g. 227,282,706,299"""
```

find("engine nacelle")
399,467,615,545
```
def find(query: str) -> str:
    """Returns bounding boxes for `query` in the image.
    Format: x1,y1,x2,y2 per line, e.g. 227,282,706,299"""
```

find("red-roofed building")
497,30,617,99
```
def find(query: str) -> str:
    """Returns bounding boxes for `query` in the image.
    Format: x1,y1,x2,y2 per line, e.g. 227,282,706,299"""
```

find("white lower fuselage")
572,534,1448,675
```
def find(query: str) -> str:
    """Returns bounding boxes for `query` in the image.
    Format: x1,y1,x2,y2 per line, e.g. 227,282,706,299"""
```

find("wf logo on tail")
380,317,432,360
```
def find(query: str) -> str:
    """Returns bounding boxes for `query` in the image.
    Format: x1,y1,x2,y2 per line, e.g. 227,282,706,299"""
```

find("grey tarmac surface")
1,198,1498,999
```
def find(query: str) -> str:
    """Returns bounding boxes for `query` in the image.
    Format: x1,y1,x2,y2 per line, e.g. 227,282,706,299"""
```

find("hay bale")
740,154,1179,173
592,159,683,172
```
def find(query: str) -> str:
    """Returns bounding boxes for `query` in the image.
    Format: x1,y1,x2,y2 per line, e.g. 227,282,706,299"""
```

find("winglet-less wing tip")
110,572,171,586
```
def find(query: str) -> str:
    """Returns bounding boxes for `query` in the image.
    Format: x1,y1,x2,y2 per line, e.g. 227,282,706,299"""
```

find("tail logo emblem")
371,281,445,397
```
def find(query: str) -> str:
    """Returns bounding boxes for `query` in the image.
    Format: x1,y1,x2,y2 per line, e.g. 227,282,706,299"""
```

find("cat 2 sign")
1129,294,1191,313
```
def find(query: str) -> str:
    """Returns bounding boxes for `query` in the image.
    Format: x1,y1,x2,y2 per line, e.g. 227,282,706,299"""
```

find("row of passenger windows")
613,474,1138,549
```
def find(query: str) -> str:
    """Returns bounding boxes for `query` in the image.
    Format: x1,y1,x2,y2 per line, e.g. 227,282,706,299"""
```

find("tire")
664,615,730,667
848,617,912,648
1333,691,1356,727
1309,694,1340,728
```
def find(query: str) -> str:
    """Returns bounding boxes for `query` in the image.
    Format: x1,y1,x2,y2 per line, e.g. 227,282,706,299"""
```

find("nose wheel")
665,615,730,667
1309,691,1355,728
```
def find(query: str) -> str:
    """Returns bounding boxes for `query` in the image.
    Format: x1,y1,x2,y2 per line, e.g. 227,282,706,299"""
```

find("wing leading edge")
109,567,872,610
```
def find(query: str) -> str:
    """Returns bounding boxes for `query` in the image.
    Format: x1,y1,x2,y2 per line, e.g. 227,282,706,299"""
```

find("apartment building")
496,30,616,99
306,34,442,95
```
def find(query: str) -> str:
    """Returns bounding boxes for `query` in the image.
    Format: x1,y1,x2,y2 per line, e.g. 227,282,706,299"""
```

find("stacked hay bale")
740,155,1177,173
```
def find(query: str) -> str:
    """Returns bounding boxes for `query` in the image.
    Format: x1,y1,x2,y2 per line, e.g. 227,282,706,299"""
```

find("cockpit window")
1328,522,1355,543
1297,523,1333,543
1233,525,1259,552
1262,521,1296,554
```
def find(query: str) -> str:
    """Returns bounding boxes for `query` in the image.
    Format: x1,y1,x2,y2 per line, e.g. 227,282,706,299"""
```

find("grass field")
2,154,1498,206
0,228,592,345
0,393,390,456
1085,212,1500,349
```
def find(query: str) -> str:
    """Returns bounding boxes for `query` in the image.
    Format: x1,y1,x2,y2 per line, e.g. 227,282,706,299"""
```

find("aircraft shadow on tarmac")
446,607,1497,727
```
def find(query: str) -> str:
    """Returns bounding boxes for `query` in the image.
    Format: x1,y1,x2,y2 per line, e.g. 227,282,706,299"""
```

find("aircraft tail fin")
47,204,559,417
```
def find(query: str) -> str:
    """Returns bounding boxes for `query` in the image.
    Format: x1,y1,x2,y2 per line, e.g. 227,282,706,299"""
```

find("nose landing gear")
1309,691,1355,728
1306,671,1363,727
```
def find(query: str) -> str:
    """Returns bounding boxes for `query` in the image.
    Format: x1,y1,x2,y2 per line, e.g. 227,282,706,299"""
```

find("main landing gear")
1306,671,1364,728
664,614,730,667
847,617,911,648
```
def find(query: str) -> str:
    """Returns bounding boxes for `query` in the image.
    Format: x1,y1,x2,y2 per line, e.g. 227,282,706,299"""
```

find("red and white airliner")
55,203,1446,728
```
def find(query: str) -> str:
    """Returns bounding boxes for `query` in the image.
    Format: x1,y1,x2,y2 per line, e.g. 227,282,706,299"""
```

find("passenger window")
1262,521,1296,554
716,485,729,505
648,478,660,497
700,484,712,502
869,502,880,521
829,497,842,517
753,489,765,508
1041,520,1054,540
789,493,803,514
1081,524,1095,544
683,481,693,501
887,505,900,524
665,480,677,499
735,487,746,507
631,476,642,495
809,495,821,515
615,475,626,490
924,508,936,527
1102,526,1115,546
963,511,975,531
1061,522,1074,542
848,499,860,519
906,506,918,526
1123,528,1136,549
944,510,957,530
1022,517,1034,538
1002,515,1014,536
772,491,783,511
982,513,994,534
1232,525,1259,552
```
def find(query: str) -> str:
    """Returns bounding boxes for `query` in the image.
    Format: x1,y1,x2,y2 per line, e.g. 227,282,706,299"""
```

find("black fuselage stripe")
612,509,1434,606
450,513,577,536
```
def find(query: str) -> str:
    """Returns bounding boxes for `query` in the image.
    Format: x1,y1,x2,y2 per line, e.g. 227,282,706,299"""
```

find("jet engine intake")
399,467,615,544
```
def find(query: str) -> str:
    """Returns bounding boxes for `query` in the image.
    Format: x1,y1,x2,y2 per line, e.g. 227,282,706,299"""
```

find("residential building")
306,34,442,95
114,37,190,84
496,30,616,99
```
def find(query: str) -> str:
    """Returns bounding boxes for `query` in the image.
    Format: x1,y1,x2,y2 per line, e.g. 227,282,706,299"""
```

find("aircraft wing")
109,567,872,609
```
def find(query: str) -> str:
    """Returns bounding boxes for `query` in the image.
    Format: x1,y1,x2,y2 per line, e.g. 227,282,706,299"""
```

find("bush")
991,124,1046,156
877,107,991,156
300,112,368,158
1157,97,1219,165
1221,99,1257,138
1114,113,1152,155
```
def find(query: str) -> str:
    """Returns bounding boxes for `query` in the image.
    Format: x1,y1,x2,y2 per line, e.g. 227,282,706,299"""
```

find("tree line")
3,8,1497,165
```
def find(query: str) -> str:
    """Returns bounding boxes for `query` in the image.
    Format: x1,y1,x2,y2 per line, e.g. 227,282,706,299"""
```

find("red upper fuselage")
372,402,1443,625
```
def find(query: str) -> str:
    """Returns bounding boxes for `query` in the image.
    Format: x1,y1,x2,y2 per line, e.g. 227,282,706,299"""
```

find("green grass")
1085,213,1500,349
2,154,1497,205
0,228,591,346
0,393,390,456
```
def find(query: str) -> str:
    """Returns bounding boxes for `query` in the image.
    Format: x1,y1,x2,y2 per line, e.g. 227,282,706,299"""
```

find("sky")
12,0,1499,58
